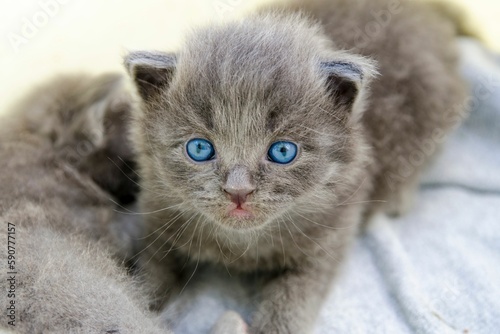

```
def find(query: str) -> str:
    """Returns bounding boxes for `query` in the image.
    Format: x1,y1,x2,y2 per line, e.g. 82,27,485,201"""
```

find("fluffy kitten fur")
0,75,168,333
125,0,467,332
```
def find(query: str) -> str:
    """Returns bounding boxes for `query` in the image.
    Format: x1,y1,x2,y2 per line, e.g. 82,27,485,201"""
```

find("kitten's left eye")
186,138,215,162
268,141,298,164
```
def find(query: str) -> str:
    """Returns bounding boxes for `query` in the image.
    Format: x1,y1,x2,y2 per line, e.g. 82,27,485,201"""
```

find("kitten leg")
250,258,336,334
384,172,420,217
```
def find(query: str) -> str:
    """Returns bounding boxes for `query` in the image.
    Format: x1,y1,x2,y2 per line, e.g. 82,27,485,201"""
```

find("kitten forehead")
167,13,376,127
165,16,313,134
178,14,327,87
176,13,376,81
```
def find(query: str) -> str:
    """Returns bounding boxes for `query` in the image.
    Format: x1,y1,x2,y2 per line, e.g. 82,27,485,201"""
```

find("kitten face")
126,14,376,230
145,86,341,229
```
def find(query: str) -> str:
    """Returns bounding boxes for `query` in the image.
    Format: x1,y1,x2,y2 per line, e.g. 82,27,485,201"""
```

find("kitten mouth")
228,208,255,219
226,204,255,220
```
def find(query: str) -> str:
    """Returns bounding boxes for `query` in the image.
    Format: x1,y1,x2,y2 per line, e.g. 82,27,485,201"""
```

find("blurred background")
0,0,498,114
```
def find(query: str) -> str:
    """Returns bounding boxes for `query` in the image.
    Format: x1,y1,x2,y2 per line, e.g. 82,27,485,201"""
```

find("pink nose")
224,187,255,206
223,165,255,206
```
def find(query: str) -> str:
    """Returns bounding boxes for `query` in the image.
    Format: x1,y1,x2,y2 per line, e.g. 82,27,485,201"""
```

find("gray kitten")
0,74,168,333
125,0,467,332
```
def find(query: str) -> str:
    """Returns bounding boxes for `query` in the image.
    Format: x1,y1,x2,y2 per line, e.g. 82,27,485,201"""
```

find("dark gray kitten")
124,0,467,332
0,74,168,333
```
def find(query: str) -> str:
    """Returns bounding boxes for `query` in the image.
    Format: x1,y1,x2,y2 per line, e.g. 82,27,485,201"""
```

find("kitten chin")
125,0,467,332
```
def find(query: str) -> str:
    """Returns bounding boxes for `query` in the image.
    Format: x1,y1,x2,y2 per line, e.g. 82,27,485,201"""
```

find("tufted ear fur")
124,51,177,101
320,56,377,120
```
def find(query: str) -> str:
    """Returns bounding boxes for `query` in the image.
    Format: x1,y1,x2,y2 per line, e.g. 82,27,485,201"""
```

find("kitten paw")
211,311,249,334
385,182,416,217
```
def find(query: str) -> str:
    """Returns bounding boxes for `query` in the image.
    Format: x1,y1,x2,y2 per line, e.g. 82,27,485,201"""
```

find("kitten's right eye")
186,138,215,162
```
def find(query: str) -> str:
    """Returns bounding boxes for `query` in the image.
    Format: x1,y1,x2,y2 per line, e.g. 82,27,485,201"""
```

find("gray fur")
125,0,467,333
0,75,169,333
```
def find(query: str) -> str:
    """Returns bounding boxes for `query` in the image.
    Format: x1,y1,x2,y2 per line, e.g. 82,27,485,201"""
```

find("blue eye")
186,138,215,162
268,141,298,164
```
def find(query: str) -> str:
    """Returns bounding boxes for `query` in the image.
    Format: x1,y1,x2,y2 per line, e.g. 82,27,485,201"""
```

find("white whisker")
179,223,204,295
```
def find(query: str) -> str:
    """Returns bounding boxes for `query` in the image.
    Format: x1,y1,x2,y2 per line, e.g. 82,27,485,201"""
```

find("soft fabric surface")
167,38,500,334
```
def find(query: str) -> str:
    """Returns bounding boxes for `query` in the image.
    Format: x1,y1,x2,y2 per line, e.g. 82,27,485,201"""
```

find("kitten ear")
76,73,125,144
73,75,139,204
124,51,177,100
320,57,377,114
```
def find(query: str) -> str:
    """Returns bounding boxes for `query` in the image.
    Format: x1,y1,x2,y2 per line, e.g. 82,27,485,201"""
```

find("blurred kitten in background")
0,74,168,333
